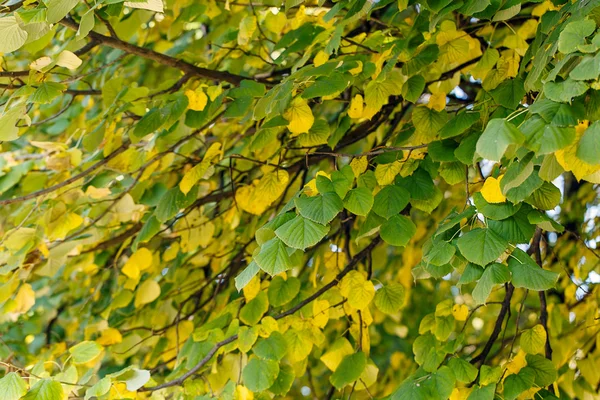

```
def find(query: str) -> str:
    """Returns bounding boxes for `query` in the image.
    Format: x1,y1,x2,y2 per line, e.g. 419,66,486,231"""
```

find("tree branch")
470,283,515,366
60,17,257,86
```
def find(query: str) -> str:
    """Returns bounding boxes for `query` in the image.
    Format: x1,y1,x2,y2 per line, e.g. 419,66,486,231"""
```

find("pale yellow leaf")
375,161,401,186
134,280,161,308
285,97,314,135
350,156,368,177
14,283,35,314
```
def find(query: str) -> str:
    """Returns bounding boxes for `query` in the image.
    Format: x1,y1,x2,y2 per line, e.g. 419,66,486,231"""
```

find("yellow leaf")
46,212,83,241
497,49,520,79
97,328,123,346
179,161,211,195
206,85,223,101
236,170,290,215
235,385,254,400
264,12,286,33
320,337,354,371
179,142,222,194
505,349,527,375
348,61,363,75
85,185,111,199
185,89,208,111
163,242,179,262
314,50,329,67
243,276,261,302
285,97,314,135
556,126,600,181
428,92,447,111
238,16,257,46
56,50,82,70
340,271,375,310
348,94,364,119
312,299,329,328
14,283,35,314
450,387,472,400
122,248,152,280
375,161,401,186
452,304,469,321
4,227,37,252
350,156,368,177
520,324,546,354
480,175,506,203
134,280,161,308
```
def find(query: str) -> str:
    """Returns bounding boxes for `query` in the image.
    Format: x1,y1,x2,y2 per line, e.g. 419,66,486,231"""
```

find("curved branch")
60,18,258,86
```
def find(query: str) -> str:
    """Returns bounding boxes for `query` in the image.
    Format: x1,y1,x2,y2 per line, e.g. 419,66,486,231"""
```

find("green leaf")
46,0,80,24
466,384,496,400
401,75,426,103
491,78,526,109
525,354,557,387
0,16,28,53
423,238,456,266
239,291,269,325
476,119,525,162
30,82,65,104
544,79,588,103
254,331,288,361
242,357,280,392
448,357,478,383
380,215,416,247
504,367,535,400
235,261,260,291
440,110,480,139
330,352,367,389
269,364,295,395
0,372,27,400
69,341,103,364
527,211,564,233
457,228,508,266
570,53,600,80
84,377,111,400
480,365,502,385
267,276,300,307
488,207,535,244
343,187,374,216
155,186,197,222
472,263,510,304
22,379,63,400
508,248,559,291
558,19,596,54
526,182,561,210
374,283,405,314
577,120,600,165
412,106,448,135
295,192,343,224
254,238,292,275
275,215,329,250
372,185,410,219
302,72,350,99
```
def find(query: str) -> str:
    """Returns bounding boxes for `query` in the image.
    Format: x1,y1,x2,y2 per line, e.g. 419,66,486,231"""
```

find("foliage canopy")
0,0,600,399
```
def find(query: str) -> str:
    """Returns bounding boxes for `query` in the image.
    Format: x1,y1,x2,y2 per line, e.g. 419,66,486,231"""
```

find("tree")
0,0,599,398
